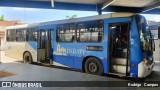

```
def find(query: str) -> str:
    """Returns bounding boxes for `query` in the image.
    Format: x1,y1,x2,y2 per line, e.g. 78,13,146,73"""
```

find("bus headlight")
143,59,148,64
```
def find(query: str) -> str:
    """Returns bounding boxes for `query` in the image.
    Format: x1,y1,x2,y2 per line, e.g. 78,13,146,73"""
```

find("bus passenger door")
108,23,130,76
37,30,52,63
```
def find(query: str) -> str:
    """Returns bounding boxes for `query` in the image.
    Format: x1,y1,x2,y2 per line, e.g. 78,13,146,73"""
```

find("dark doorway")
37,30,52,63
108,23,130,76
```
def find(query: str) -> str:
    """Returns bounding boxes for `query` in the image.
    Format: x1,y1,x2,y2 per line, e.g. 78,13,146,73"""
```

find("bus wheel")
23,52,33,64
84,57,103,75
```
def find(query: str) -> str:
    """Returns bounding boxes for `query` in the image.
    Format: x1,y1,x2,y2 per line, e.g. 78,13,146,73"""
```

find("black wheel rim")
89,62,98,73
25,56,30,63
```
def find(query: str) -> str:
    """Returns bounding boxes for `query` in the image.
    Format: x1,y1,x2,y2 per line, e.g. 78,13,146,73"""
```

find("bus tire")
23,52,33,64
84,57,103,75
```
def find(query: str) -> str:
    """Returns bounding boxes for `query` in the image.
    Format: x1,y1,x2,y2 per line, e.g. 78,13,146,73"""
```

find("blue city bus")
5,13,155,78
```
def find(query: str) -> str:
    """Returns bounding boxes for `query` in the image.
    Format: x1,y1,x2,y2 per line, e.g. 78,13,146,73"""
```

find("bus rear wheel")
23,52,33,64
84,57,103,75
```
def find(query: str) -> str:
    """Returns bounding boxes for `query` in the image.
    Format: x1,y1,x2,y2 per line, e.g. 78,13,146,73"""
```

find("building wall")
0,26,6,50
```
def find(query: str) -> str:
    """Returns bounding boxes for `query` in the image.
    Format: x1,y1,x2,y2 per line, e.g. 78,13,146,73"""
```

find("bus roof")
5,12,135,29
6,23,39,30
39,12,134,26
5,24,28,29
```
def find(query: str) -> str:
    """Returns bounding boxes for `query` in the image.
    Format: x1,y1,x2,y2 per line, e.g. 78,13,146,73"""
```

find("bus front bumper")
138,60,155,78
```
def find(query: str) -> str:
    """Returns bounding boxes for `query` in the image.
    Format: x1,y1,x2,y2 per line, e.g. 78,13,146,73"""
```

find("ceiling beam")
0,0,160,14
141,0,160,13
0,0,97,11
101,0,116,10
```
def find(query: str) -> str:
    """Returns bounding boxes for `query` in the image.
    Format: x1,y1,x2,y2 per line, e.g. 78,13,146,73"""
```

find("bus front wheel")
84,57,103,75
23,52,33,64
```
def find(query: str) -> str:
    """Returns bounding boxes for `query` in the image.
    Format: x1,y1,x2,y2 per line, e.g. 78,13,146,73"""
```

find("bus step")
111,58,130,65
109,72,126,77
110,65,130,74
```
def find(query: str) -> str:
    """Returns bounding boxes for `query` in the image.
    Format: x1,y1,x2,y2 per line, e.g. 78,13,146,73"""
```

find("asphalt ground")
0,51,160,90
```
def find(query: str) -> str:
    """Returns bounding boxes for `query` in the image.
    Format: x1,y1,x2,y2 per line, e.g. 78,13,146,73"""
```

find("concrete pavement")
0,51,160,90
0,51,21,63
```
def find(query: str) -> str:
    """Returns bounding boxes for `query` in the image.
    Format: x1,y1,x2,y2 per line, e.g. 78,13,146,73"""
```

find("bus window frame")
135,15,155,54
76,20,104,43
6,29,16,42
27,28,38,42
56,24,76,43
6,29,11,42
16,28,26,42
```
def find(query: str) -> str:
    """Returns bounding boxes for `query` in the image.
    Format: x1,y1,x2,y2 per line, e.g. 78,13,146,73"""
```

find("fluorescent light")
101,0,116,10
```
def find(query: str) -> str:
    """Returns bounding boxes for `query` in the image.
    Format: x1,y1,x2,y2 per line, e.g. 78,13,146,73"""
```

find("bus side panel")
52,42,108,72
130,19,143,78
25,41,37,62
73,57,84,70
52,18,132,74
52,23,108,73
5,42,25,60
53,55,74,68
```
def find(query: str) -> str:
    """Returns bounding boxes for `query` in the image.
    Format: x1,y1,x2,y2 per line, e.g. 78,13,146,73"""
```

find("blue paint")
54,55,74,68
28,41,37,51
0,0,159,14
25,14,153,78
130,18,142,78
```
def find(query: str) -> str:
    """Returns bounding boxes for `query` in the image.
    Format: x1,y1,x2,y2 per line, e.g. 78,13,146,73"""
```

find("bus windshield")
135,15,154,54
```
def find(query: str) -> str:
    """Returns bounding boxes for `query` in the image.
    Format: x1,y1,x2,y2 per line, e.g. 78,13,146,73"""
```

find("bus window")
136,16,152,52
16,29,26,41
6,30,11,41
27,28,37,41
57,24,75,42
77,21,103,42
7,29,16,42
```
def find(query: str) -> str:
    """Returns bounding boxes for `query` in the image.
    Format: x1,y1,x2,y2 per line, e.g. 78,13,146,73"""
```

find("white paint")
52,61,68,67
51,0,54,7
138,60,154,78
53,44,85,55
111,65,130,73
5,24,28,29
101,0,116,10
5,42,26,60
25,42,37,62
